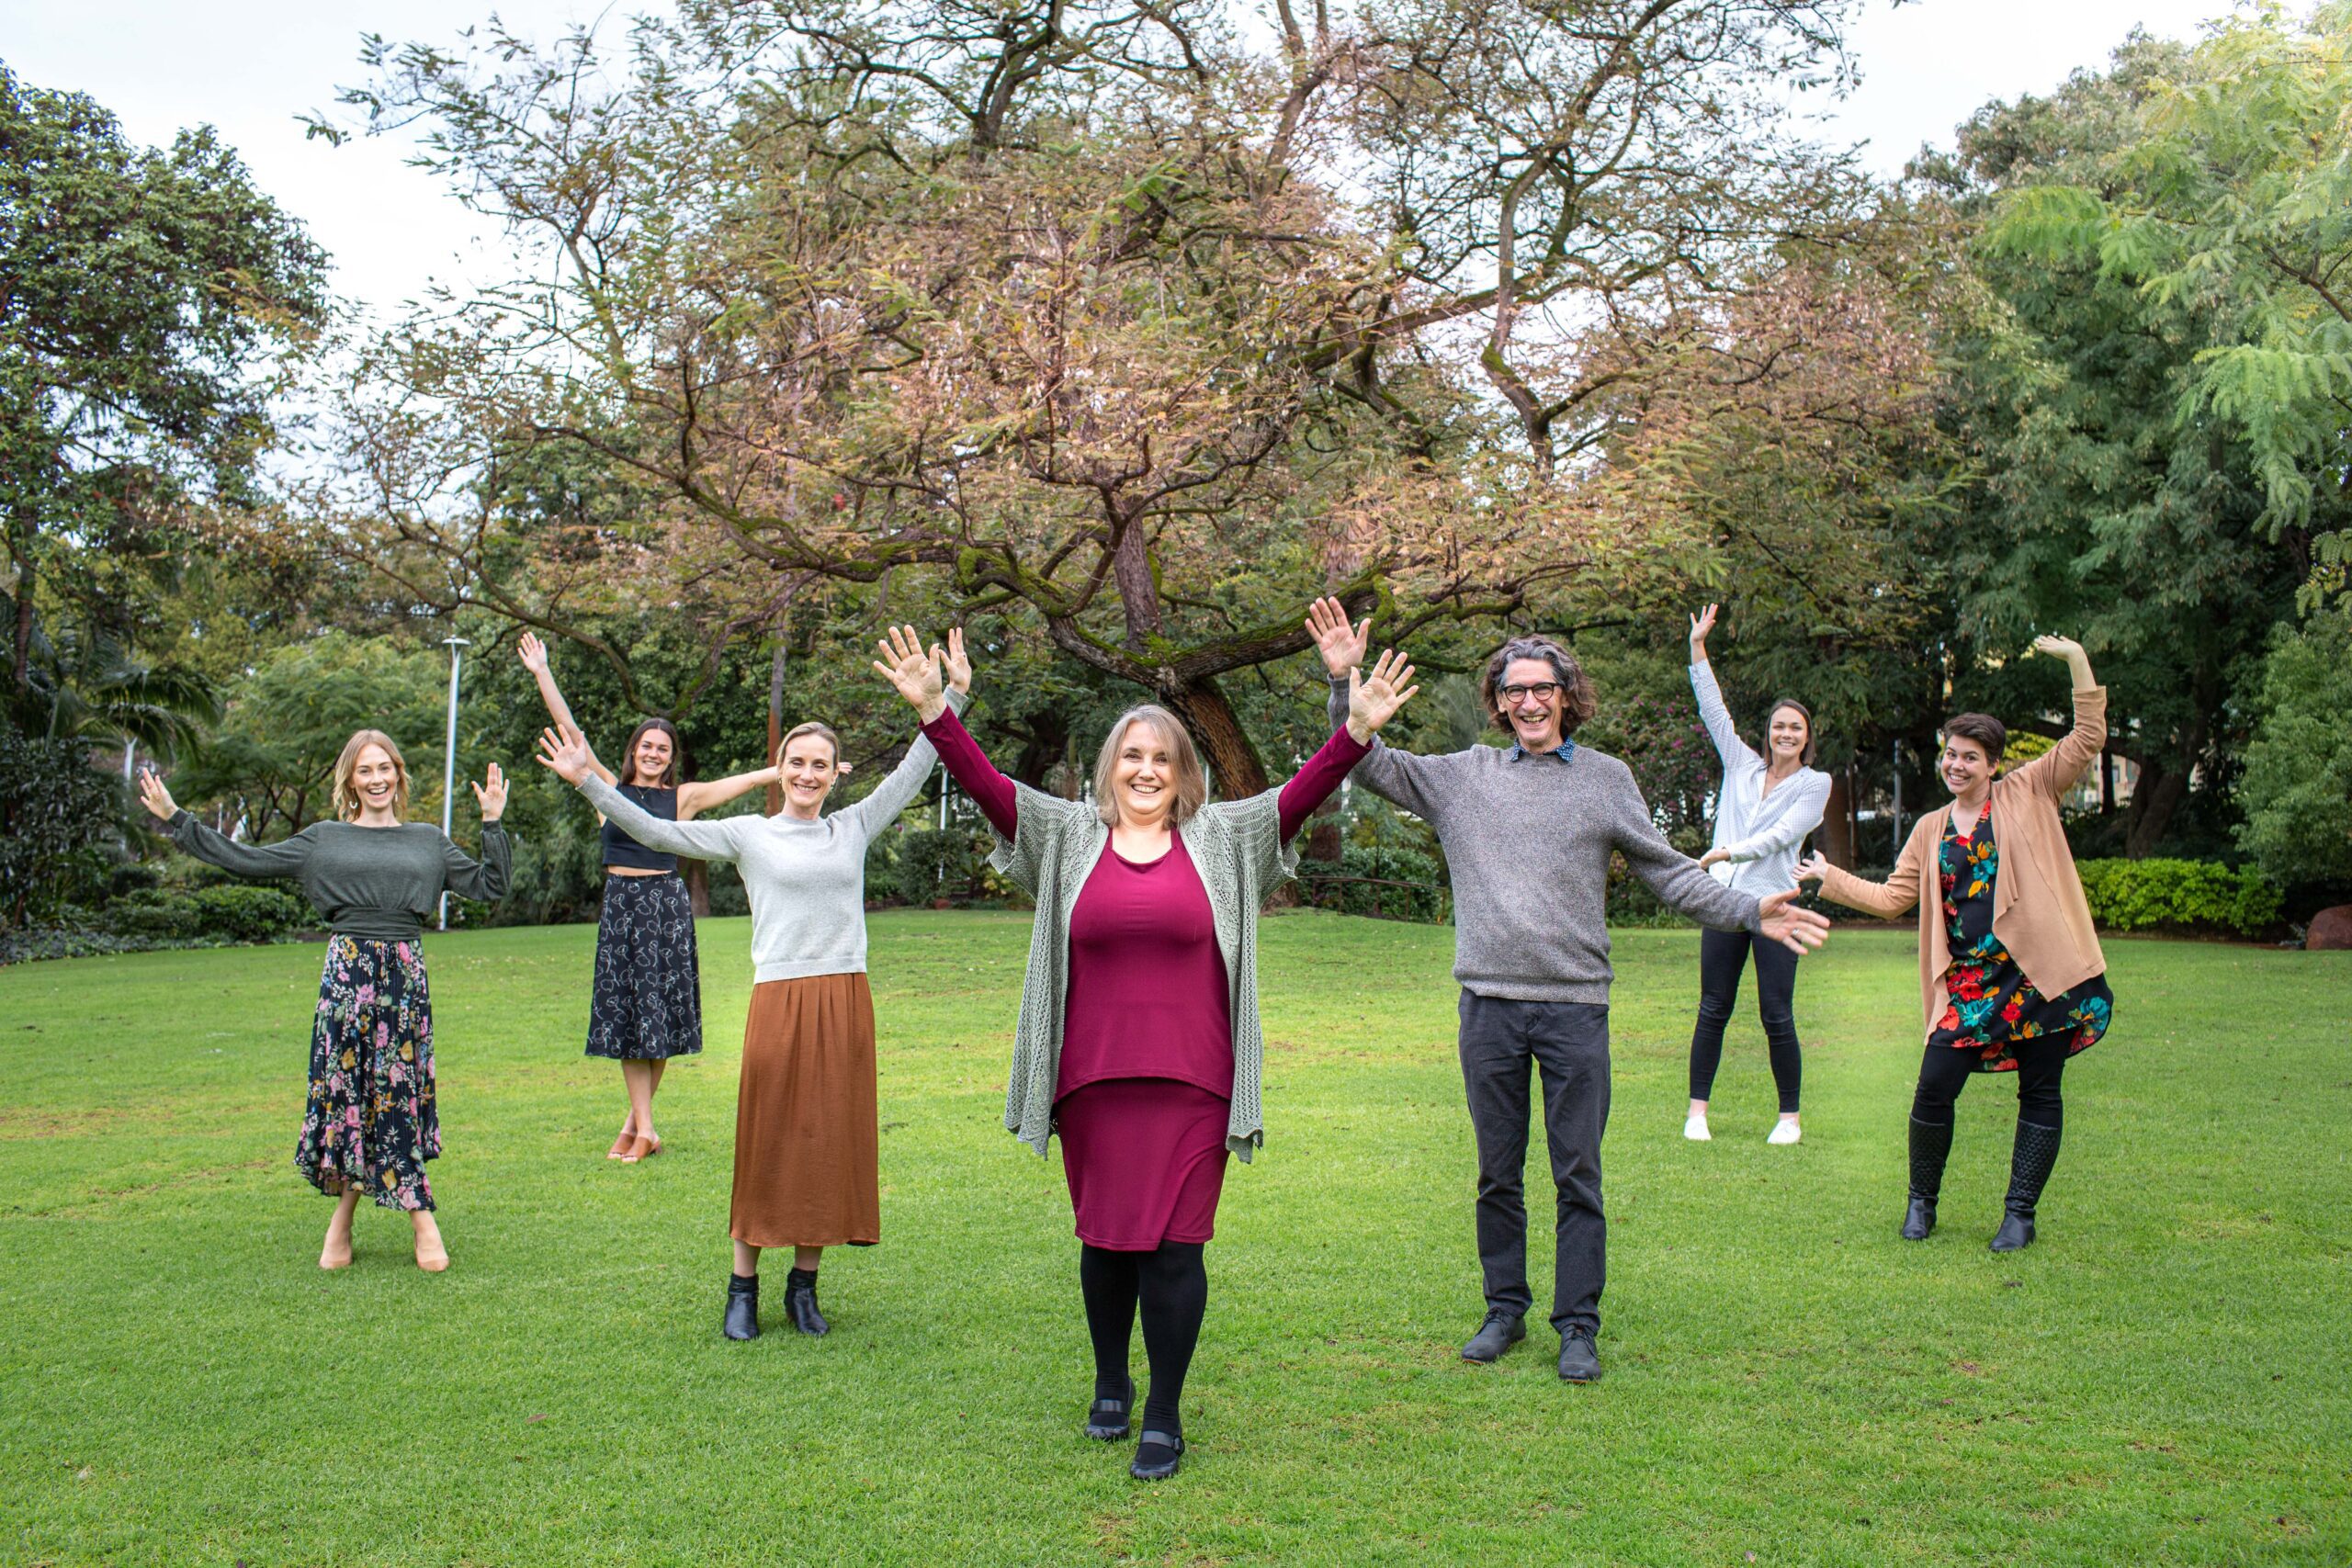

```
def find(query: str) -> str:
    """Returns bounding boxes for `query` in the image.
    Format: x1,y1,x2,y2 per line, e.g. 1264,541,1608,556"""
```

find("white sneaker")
1767,1118,1803,1145
1683,1113,1712,1142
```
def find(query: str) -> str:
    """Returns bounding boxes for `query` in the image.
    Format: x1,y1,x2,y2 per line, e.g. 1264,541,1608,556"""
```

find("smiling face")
1110,717,1177,829
1939,733,1995,802
1765,703,1812,766
1498,657,1567,754
779,734,839,818
628,728,675,787
350,744,401,818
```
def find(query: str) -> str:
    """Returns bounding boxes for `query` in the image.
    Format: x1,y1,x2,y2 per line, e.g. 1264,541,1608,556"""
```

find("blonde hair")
1091,705,1207,828
332,729,413,820
775,720,845,771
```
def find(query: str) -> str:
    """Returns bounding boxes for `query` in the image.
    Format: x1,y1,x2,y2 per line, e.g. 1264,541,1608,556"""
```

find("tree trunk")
1306,797,1342,863
10,549,32,700
684,857,711,917
1009,708,1072,790
2123,757,2190,858
1159,676,1269,799
1819,769,1856,870
764,647,786,817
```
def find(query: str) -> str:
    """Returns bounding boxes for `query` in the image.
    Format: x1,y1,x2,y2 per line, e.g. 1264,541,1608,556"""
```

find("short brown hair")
332,729,412,820
1480,637,1600,737
1765,698,1819,768
1091,706,1208,828
1941,712,2007,768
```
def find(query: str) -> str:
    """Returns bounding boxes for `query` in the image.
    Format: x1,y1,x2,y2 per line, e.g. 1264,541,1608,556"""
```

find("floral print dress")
1930,807,2113,1072
300,936,441,1211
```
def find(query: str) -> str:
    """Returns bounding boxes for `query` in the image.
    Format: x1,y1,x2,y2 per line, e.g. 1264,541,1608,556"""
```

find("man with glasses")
1306,600,1829,1382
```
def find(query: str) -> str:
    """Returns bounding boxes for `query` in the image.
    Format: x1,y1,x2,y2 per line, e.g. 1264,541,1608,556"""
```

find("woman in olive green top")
138,729,510,1273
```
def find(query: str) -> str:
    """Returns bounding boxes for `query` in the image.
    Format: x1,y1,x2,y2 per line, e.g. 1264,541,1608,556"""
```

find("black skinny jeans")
1687,926,1803,1112
1911,1032,2067,1132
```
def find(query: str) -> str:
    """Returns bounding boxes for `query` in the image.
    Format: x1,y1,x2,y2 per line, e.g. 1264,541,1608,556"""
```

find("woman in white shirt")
1684,605,1832,1145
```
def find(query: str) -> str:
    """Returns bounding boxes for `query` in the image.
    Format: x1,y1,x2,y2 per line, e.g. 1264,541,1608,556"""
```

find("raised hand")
1793,852,1831,883
470,761,508,823
871,624,945,720
1346,648,1419,742
535,724,602,785
1689,604,1718,660
935,626,973,695
136,767,178,824
1756,888,1831,957
1306,596,1371,678
517,632,550,675
2029,634,2082,660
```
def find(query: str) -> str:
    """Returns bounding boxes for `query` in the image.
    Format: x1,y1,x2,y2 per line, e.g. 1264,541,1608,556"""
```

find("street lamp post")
437,636,470,931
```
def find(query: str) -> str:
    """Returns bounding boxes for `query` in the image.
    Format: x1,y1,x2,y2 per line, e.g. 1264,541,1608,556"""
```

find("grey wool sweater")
1329,677,1760,1003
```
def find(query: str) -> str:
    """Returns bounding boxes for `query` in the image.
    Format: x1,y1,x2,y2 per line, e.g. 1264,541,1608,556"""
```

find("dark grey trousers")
1457,990,1611,1336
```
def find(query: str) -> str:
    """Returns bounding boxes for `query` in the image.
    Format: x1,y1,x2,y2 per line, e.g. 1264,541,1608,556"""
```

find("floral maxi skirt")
296,935,440,1212
585,872,703,1060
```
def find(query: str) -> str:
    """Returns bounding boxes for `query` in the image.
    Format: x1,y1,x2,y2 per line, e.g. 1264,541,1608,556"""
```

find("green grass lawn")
2,914,2346,1566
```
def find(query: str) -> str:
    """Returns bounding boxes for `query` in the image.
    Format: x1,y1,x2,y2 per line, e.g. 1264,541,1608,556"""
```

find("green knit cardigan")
987,782,1299,1162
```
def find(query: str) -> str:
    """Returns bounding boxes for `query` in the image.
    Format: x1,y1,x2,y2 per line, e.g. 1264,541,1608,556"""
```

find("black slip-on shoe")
1085,1374,1135,1441
1130,1431,1186,1481
722,1274,760,1341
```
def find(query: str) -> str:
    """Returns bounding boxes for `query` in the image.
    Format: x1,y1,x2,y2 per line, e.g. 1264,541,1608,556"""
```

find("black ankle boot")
1903,1115,1953,1240
785,1267,830,1336
1990,1119,2062,1252
723,1272,760,1340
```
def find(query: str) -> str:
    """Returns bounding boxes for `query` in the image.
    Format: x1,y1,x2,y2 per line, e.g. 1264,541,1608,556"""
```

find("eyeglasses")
1499,682,1562,703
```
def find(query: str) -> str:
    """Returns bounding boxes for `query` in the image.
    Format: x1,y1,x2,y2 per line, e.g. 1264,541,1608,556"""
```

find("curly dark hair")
1479,636,1600,738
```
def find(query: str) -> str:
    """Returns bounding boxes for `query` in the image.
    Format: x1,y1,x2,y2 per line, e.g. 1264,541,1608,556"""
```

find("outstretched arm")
538,724,748,863
1277,650,1416,839
1798,839,1925,919
516,633,616,787
141,773,316,880
919,705,1019,840
2008,637,2106,801
1688,653,1759,774
679,765,781,820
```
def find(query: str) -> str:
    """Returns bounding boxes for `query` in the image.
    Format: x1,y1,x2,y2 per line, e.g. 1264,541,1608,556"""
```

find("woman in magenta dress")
875,625,1417,1482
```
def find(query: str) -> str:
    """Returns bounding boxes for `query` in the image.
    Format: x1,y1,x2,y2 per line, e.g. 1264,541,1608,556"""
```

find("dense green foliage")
2074,858,2283,937
2233,609,2352,887
0,733,125,928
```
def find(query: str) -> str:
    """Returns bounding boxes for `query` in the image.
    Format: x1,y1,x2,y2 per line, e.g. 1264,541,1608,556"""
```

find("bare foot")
412,1212,450,1273
321,1190,358,1270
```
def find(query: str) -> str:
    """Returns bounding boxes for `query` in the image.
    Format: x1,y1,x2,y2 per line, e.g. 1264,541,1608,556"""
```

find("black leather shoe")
1557,1329,1602,1383
1085,1374,1135,1441
722,1273,759,1341
1901,1195,1938,1241
1461,1311,1527,1363
1130,1430,1185,1481
784,1268,830,1337
1988,1212,2036,1252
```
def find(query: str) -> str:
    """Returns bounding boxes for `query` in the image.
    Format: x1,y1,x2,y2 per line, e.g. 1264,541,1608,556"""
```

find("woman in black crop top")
520,635,778,1160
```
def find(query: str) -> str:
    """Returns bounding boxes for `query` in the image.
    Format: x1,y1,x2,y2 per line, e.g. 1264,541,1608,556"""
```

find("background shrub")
2075,858,2282,936
1296,844,1448,923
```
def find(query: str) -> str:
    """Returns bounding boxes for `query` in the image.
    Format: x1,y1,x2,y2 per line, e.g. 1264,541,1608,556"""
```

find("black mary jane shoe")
723,1274,760,1341
1988,1211,2036,1253
1901,1196,1938,1241
1129,1430,1186,1482
1084,1375,1136,1441
784,1268,830,1337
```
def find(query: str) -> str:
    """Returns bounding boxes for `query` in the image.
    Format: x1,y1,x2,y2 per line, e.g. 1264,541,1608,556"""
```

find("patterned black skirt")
297,935,439,1212
586,872,704,1060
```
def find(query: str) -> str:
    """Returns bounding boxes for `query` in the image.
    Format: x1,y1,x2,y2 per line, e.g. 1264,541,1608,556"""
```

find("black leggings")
1688,926,1803,1112
1911,1033,2067,1132
1078,1241,1208,1438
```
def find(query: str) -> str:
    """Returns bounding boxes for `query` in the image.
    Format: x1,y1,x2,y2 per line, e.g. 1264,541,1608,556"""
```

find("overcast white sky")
1,0,2236,322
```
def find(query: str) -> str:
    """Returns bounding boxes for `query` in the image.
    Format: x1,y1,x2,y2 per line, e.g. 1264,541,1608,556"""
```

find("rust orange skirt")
729,973,878,1249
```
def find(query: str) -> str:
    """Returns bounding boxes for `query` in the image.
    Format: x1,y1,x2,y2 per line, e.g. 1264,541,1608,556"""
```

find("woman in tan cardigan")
1798,637,2111,1252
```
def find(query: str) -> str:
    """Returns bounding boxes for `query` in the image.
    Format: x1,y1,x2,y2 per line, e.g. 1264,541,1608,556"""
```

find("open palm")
872,624,944,716
1347,649,1419,739
535,724,601,785
1306,596,1371,677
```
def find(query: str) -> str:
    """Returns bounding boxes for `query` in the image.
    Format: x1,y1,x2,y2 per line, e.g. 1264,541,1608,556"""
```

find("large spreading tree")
308,0,1939,791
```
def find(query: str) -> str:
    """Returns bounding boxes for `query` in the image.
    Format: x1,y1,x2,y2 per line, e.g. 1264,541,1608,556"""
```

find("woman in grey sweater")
137,729,510,1274
535,644,968,1342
